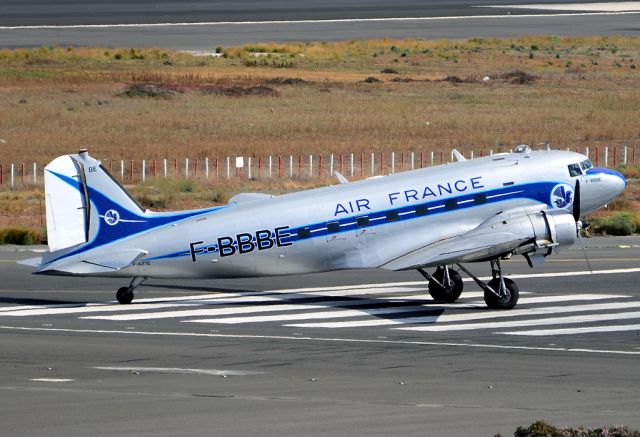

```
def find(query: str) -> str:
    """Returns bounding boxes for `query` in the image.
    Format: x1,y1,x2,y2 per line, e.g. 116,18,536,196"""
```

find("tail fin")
44,150,146,253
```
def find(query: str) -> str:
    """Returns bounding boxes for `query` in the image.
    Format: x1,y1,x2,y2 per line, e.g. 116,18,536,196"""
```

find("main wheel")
484,278,519,309
428,268,464,302
116,287,134,305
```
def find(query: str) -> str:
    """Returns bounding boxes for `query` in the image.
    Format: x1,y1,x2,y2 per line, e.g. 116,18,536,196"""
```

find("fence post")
205,158,209,178
470,150,474,160
120,160,124,180
215,158,219,178
350,153,354,177
391,152,395,174
318,155,322,177
194,158,198,178
11,163,14,187
267,156,271,178
163,159,167,178
289,155,293,178
298,155,302,177
430,151,434,166
420,152,424,168
360,153,364,176
380,152,383,174
0,164,3,186
279,156,283,178
226,157,230,178
248,157,252,179
371,152,375,175
411,152,415,170
185,158,189,179
339,154,344,174
624,146,628,165
309,155,313,177
33,162,37,184
329,154,334,177
153,160,157,177
604,146,609,167
613,146,617,167
585,147,589,159
142,159,146,182
21,163,24,185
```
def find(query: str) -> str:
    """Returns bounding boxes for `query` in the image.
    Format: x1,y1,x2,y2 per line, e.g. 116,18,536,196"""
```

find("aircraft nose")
589,167,626,196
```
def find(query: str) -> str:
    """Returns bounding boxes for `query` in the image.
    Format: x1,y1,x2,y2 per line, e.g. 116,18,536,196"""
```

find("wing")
380,208,575,271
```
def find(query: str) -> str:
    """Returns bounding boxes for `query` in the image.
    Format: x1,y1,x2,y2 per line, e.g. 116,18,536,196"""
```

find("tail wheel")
484,278,519,309
116,287,134,305
428,268,464,302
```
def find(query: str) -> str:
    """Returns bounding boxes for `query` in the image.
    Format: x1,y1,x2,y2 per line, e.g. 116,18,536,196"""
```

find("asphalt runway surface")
1,1,640,49
1,236,639,436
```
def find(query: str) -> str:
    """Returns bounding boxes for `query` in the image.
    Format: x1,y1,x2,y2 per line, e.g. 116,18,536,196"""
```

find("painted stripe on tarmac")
289,298,636,329
194,294,625,325
0,325,637,355
396,310,640,332
499,324,640,336
1,11,639,30
94,366,264,376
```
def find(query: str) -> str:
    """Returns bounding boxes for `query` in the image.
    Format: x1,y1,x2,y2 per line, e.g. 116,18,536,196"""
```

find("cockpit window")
568,163,582,177
580,159,593,171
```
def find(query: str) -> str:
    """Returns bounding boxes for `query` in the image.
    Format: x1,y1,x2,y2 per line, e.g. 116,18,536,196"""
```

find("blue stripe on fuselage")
148,180,562,262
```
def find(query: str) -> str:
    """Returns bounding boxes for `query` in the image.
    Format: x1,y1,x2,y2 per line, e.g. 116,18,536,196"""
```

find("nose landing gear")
116,277,146,305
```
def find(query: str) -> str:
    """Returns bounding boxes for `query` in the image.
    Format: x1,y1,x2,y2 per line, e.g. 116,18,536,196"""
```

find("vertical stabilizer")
45,155,88,252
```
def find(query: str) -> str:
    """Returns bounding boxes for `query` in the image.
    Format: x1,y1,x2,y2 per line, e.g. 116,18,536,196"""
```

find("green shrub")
596,212,638,236
0,227,45,245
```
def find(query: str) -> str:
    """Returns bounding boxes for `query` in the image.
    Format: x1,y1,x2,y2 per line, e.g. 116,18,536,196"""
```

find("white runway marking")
29,378,75,383
396,311,640,332
1,325,637,356
94,366,263,376
482,2,640,12
1,11,639,30
286,298,636,329
499,324,640,336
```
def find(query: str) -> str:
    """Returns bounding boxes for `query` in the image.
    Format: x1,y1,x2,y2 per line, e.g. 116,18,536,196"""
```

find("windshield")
568,163,582,177
580,159,593,171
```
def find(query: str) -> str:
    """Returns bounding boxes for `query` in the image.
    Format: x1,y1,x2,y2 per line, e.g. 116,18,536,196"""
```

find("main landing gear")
116,277,146,304
418,258,519,309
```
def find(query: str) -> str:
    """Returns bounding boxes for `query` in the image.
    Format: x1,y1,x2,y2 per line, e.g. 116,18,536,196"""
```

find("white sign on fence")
235,157,244,168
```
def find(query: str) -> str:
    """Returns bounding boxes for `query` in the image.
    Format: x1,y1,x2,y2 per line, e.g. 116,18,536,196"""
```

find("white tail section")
44,155,88,252
44,150,146,253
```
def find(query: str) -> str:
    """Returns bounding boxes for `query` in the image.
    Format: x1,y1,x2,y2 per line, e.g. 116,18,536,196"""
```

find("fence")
0,145,636,189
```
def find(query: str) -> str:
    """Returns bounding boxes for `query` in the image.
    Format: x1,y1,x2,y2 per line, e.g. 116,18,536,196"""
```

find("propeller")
573,180,593,273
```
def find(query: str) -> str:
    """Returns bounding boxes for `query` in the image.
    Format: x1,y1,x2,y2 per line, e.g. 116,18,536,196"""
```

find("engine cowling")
513,209,577,257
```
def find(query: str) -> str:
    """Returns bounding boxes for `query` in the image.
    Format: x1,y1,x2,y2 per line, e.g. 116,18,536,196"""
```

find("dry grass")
0,37,639,239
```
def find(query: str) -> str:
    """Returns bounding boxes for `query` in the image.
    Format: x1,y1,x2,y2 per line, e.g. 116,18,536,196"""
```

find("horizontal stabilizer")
36,249,148,275
17,256,43,267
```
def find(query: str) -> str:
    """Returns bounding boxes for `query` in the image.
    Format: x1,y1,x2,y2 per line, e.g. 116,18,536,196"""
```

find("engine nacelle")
513,210,577,257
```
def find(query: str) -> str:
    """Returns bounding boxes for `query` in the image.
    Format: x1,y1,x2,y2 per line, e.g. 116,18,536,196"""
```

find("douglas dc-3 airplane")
25,146,625,309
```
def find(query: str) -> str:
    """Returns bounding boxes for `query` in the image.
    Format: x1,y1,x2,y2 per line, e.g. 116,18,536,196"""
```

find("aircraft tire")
116,287,134,305
428,268,463,302
484,278,519,309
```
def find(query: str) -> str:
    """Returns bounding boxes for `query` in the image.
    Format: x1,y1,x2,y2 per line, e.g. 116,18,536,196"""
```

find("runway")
1,1,640,49
1,236,639,436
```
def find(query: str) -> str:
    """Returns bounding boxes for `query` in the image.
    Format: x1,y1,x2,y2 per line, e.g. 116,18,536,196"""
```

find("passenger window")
568,163,582,177
385,210,399,222
356,216,369,228
297,226,311,239
474,193,487,205
326,221,340,233
444,199,458,210
415,205,428,216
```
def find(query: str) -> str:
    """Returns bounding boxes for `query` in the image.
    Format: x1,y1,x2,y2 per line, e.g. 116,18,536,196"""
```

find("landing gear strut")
418,266,464,303
116,277,146,305
457,258,519,309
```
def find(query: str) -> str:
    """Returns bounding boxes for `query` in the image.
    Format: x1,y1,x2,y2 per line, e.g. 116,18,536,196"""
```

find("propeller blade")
573,179,581,222
577,233,594,274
